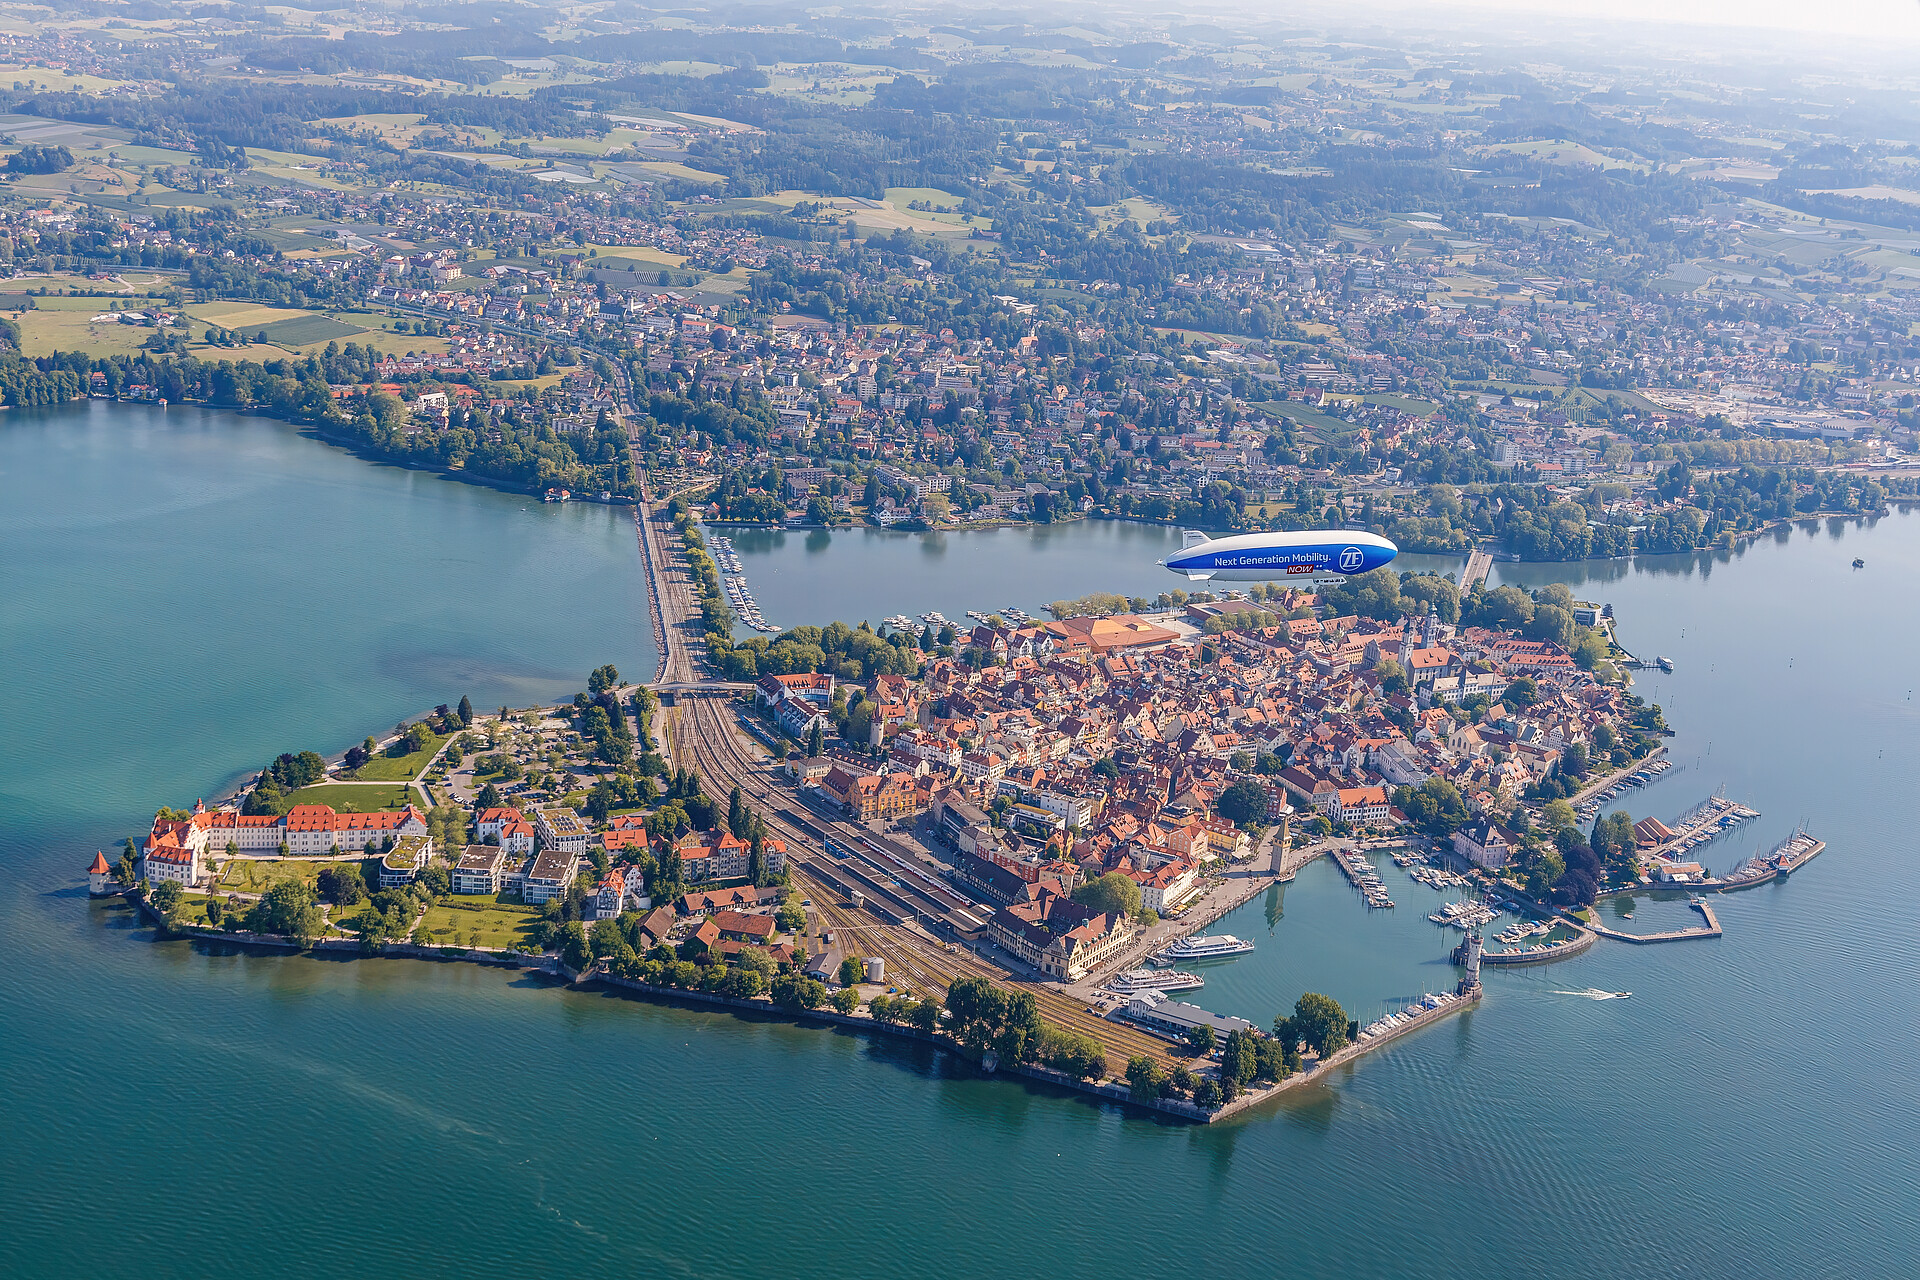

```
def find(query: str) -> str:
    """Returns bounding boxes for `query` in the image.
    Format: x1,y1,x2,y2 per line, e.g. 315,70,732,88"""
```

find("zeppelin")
1159,529,1398,582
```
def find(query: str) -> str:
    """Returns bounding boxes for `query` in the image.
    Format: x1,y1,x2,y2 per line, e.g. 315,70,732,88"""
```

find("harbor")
708,534,780,633
1586,897,1722,944
1331,847,1396,909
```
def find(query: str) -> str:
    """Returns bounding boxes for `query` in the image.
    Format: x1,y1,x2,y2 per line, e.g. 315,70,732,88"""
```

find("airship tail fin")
1180,529,1210,550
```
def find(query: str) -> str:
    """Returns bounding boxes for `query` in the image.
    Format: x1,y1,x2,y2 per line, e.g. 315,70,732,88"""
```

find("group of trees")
941,975,1108,1079
710,617,922,686
1071,870,1153,924
240,750,328,816
0,345,637,499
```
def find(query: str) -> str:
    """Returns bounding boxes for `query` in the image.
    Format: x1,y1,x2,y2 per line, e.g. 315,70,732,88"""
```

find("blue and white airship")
1160,529,1398,582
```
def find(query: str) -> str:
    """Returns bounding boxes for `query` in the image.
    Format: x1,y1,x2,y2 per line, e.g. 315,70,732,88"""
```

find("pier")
1479,921,1597,965
1585,898,1721,944
1647,791,1760,859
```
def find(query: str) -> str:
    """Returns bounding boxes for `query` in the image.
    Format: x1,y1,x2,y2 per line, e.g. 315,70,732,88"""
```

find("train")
1160,528,1397,582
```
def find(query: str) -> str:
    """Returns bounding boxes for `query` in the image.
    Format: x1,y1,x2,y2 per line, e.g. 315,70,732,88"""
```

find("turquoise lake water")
4,403,1917,1278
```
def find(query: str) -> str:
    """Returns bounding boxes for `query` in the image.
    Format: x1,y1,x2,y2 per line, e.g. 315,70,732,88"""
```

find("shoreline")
113,881,1478,1125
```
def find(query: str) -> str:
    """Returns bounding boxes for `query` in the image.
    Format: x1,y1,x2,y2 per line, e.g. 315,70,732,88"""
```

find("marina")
1331,847,1396,909
708,534,780,633
1685,829,1827,893
1573,756,1674,821
1427,899,1500,930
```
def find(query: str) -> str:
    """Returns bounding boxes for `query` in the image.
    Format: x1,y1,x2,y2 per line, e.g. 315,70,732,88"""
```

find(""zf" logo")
1338,546,1365,572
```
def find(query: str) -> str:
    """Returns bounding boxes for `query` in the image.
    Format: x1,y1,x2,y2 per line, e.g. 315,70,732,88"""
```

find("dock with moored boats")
1330,847,1395,909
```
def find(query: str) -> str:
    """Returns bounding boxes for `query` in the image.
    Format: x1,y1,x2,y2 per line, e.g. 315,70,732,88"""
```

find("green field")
351,733,446,782
283,783,417,813
257,315,368,345
416,898,544,950
215,858,341,894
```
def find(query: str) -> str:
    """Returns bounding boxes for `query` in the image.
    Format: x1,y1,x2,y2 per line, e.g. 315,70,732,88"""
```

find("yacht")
1152,934,1255,964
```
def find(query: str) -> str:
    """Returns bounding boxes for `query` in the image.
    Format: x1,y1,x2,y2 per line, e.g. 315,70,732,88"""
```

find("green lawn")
416,898,544,950
257,314,367,345
352,733,447,782
284,783,417,813
171,894,234,927
215,858,340,894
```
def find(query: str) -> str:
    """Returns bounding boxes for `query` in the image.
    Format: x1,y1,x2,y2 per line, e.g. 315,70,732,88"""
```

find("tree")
804,719,825,759
727,786,749,839
838,955,864,987
248,880,323,944
1540,799,1578,832
589,664,621,694
1126,1055,1164,1102
1072,871,1143,920
1217,778,1269,826
1185,1023,1217,1056
149,879,183,926
1221,1028,1258,1084
5,143,72,175
1285,992,1350,1056
477,782,503,811
1393,777,1470,837
318,864,366,907
830,987,860,1014
457,695,474,726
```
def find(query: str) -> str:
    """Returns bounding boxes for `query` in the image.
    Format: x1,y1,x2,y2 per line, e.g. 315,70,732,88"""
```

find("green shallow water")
4,404,1917,1279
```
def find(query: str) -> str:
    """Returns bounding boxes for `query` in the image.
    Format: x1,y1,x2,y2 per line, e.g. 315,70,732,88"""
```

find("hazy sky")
1409,0,1920,41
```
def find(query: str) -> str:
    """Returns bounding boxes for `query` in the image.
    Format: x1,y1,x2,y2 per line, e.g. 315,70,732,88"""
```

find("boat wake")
1552,988,1633,1000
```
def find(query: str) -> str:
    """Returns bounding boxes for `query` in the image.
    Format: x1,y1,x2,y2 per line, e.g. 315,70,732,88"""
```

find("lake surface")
5,406,1917,1279
710,516,1463,635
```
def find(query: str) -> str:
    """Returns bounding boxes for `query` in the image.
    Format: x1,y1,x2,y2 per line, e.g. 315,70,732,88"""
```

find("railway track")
644,510,1176,1068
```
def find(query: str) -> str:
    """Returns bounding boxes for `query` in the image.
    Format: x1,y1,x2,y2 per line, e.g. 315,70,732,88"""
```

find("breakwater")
1586,898,1721,944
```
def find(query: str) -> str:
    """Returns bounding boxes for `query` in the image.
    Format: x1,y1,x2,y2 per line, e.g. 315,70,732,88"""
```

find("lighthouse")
88,852,114,897
1268,803,1293,876
1452,930,1483,996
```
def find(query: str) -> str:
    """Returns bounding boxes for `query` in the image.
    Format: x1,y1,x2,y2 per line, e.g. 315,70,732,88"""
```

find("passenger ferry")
1151,934,1254,965
1105,968,1204,995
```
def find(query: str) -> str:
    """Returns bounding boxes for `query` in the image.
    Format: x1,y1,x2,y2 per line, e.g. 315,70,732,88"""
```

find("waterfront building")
1129,857,1199,914
1042,614,1180,654
138,836,201,889
88,852,113,897
379,836,433,888
452,845,507,895
533,807,589,856
986,882,1136,980
1332,786,1392,828
478,807,536,856
589,872,627,920
1122,989,1259,1041
521,848,579,905
1453,819,1519,870
143,800,426,862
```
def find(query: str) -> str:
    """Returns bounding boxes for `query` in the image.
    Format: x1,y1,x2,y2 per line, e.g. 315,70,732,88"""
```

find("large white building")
144,800,427,864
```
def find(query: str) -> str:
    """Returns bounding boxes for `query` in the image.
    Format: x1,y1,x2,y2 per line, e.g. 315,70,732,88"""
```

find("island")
95,490,1766,1122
